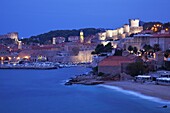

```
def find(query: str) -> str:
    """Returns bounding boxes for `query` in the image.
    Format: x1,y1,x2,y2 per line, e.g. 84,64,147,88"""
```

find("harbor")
0,62,58,69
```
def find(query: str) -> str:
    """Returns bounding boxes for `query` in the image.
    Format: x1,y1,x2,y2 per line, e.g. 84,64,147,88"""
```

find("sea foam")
100,84,170,105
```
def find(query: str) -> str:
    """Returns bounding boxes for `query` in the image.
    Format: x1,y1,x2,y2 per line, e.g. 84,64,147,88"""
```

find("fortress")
98,19,143,40
0,32,23,49
0,32,19,42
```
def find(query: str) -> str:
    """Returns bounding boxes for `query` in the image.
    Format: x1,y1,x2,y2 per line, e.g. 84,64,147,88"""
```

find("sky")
0,0,170,38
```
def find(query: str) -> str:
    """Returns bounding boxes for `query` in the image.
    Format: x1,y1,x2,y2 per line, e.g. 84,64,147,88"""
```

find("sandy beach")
104,81,170,101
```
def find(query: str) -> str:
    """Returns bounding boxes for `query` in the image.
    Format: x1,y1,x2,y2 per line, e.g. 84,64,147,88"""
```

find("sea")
0,67,170,113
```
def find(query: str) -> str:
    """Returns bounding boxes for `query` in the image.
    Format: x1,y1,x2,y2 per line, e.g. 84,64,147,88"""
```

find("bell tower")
80,31,84,43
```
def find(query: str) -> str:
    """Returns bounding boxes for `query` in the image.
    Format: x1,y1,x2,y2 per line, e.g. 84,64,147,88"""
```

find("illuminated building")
18,41,22,49
0,32,19,42
52,37,56,44
80,31,84,43
100,19,143,41
124,24,130,33
121,34,152,50
129,19,139,27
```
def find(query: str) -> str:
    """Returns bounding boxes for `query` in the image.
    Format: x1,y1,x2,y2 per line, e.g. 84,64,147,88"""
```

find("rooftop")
151,34,170,38
98,56,135,66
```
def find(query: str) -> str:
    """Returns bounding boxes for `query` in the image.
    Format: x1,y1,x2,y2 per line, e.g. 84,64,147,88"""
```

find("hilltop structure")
98,19,143,41
0,32,19,42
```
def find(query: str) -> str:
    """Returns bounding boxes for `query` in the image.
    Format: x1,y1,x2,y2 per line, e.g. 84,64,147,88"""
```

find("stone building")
98,56,136,75
99,19,143,41
121,34,152,50
0,32,19,42
150,34,170,51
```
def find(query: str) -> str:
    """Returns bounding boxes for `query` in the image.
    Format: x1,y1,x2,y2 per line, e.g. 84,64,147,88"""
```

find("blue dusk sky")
0,0,170,38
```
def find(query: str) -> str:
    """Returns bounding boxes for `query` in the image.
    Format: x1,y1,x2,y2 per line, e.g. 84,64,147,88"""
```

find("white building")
129,19,140,27
52,37,56,44
106,30,113,38
98,19,143,42
117,28,124,35
98,32,106,41
124,24,130,33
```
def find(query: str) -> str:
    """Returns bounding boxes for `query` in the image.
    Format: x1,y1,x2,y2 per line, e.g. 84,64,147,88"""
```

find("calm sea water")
0,67,169,113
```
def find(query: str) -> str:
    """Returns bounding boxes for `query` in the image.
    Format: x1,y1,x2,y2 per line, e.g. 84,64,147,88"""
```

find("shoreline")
103,81,170,103
0,67,58,70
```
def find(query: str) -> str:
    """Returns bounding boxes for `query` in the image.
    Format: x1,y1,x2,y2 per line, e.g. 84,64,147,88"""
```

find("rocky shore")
65,71,170,103
65,72,120,85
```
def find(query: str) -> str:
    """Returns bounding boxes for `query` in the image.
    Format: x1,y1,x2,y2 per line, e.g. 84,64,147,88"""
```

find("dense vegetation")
126,62,146,77
164,49,170,58
91,42,113,55
165,61,170,70
0,38,15,45
143,22,170,32
114,49,123,56
21,28,103,45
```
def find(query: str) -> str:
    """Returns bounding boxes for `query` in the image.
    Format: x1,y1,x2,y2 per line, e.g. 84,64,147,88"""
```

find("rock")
83,81,104,85
65,74,105,86
65,82,72,85
162,105,168,108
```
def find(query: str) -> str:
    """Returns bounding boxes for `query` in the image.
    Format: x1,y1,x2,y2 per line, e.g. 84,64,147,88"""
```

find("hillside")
21,28,103,45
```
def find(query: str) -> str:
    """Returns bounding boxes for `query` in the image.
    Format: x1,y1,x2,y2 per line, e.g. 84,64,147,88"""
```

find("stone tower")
18,41,22,50
80,31,84,43
52,37,56,44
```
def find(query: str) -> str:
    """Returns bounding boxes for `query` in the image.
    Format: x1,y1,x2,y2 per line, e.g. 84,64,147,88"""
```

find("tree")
139,49,144,55
128,45,133,53
143,44,152,52
153,44,160,52
0,38,15,45
91,51,96,55
21,28,103,45
164,49,170,58
165,61,170,70
92,42,113,55
94,44,104,54
126,62,145,77
129,33,135,37
143,22,163,31
92,66,98,75
114,49,123,56
104,42,112,52
163,22,170,29
133,47,138,54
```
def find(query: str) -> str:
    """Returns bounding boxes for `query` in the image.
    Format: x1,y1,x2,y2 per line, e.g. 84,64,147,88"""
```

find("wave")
100,84,170,105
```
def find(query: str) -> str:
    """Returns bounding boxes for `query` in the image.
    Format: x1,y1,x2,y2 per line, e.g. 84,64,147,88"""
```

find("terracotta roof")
98,56,135,66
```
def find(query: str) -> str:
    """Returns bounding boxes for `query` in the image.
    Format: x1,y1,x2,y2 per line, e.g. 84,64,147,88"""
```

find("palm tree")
153,44,161,52
133,47,138,54
128,45,133,53
164,50,170,58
